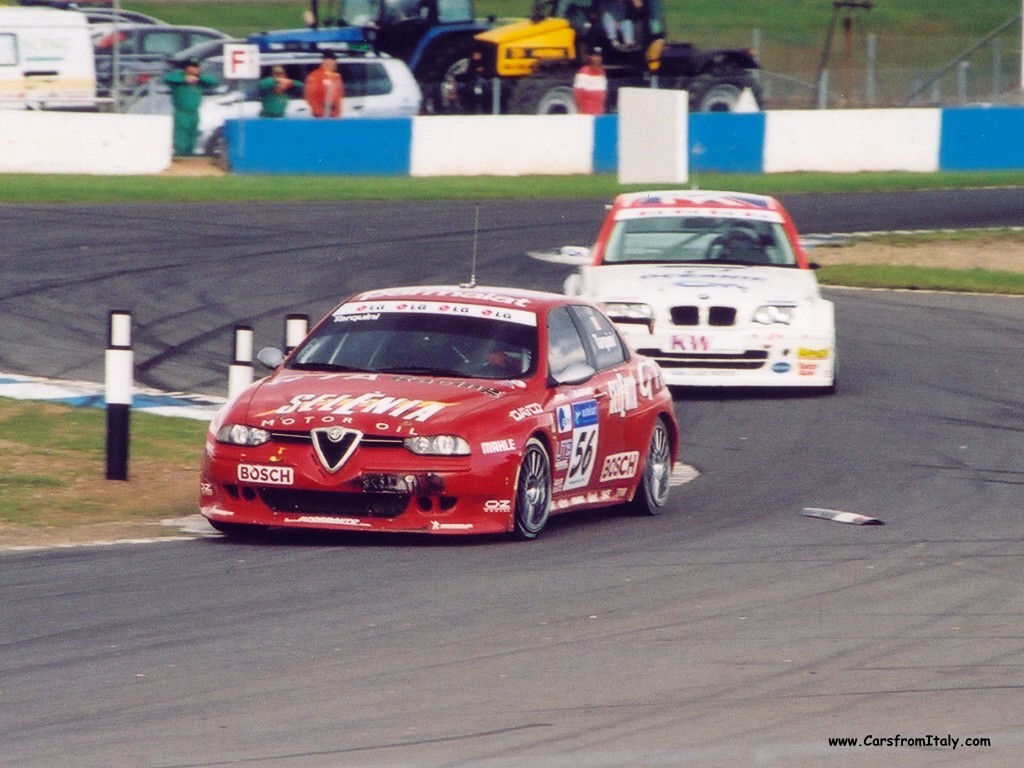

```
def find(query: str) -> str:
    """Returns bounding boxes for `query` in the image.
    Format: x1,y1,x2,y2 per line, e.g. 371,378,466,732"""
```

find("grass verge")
0,401,207,546
4,171,1024,204
817,265,1024,294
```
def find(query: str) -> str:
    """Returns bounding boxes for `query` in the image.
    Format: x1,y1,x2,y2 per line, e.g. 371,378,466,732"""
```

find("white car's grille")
635,348,768,370
669,305,737,327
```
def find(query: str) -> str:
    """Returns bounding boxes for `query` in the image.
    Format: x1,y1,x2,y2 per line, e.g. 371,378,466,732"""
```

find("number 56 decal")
563,399,599,491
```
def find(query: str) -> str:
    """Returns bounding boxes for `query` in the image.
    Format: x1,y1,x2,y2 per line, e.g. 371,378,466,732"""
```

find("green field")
124,0,1020,50
3,170,1024,203
122,0,1023,83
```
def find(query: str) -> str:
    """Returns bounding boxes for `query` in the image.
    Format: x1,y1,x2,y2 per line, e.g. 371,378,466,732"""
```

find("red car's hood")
230,370,531,433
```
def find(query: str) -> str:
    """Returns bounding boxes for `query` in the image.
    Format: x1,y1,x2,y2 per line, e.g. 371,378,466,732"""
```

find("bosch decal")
237,464,294,485
599,451,639,482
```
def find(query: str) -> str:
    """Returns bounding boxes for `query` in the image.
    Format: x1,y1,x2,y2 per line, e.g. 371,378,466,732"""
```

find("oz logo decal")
563,399,599,491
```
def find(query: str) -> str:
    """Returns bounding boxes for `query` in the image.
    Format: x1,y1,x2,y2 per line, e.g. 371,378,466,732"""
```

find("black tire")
205,126,229,171
419,39,474,114
819,348,838,395
686,73,762,112
512,438,552,540
508,77,578,115
629,417,672,516
207,518,268,537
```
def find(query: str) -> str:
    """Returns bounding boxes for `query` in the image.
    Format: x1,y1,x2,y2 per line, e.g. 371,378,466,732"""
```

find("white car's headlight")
216,424,271,446
601,302,653,324
753,304,797,325
404,435,470,456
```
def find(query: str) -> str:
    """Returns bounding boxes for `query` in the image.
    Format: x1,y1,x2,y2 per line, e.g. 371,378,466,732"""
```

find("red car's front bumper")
200,440,519,535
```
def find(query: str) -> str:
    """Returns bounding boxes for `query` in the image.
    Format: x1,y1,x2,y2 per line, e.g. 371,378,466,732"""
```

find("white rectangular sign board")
222,44,260,80
617,87,689,185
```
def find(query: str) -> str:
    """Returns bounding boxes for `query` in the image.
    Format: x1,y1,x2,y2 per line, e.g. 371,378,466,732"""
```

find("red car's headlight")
403,435,470,456
216,424,271,446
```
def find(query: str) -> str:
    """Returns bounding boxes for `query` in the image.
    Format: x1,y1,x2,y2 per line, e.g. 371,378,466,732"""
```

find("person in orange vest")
573,49,608,115
304,50,344,117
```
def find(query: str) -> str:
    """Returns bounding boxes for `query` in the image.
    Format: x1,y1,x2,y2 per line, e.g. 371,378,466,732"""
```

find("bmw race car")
201,285,679,539
560,191,837,391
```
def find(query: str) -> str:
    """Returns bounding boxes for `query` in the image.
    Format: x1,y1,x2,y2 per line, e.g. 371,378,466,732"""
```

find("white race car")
558,190,836,391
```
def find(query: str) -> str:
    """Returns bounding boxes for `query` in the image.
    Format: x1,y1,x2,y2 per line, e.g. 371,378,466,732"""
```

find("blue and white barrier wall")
0,112,172,174
225,105,1024,176
3,104,1024,175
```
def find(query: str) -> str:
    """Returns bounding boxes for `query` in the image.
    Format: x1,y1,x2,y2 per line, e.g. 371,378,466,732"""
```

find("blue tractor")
249,0,493,112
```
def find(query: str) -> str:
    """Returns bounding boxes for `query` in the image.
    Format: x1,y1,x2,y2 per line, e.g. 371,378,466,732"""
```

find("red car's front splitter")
200,474,516,536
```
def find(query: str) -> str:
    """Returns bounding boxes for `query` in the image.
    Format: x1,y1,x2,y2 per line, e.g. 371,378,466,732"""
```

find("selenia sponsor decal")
259,392,449,423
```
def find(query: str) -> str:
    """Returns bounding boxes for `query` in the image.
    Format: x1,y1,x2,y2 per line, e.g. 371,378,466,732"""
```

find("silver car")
131,52,422,157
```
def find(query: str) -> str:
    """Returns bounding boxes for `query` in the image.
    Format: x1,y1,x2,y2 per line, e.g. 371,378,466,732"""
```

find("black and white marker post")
284,313,309,354
228,325,254,400
105,310,133,481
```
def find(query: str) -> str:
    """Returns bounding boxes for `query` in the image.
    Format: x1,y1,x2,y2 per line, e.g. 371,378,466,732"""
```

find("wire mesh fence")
754,19,1024,110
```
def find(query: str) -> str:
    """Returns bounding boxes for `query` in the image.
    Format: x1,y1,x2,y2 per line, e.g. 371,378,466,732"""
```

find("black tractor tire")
418,39,474,114
205,126,229,171
684,73,763,112
508,77,578,115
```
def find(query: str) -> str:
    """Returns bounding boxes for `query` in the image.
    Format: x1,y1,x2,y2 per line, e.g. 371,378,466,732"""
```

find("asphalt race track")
1,190,1022,767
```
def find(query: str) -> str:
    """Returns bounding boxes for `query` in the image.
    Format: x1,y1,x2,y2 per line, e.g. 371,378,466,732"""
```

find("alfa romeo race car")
201,286,679,539
560,191,837,391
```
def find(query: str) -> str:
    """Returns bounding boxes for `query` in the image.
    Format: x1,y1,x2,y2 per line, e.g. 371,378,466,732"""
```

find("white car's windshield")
603,216,797,266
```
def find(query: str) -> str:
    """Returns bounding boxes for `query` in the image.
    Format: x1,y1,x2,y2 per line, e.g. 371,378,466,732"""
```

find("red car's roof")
349,285,576,310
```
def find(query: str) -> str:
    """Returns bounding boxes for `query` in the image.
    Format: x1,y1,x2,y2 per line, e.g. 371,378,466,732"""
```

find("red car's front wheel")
513,438,552,540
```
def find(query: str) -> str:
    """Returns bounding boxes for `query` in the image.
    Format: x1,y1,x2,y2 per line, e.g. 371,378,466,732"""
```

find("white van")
0,7,96,109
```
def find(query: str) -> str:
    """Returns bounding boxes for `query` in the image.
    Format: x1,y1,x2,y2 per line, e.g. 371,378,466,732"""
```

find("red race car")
201,285,679,539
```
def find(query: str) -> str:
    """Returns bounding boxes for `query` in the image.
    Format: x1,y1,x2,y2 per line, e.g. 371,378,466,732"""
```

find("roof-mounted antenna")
461,203,480,289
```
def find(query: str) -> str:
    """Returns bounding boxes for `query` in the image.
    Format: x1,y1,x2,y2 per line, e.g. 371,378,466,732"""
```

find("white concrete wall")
617,87,689,185
410,115,593,176
763,109,941,173
0,112,172,174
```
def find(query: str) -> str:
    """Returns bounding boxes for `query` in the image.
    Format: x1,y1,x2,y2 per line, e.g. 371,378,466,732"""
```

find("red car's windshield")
289,308,538,380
